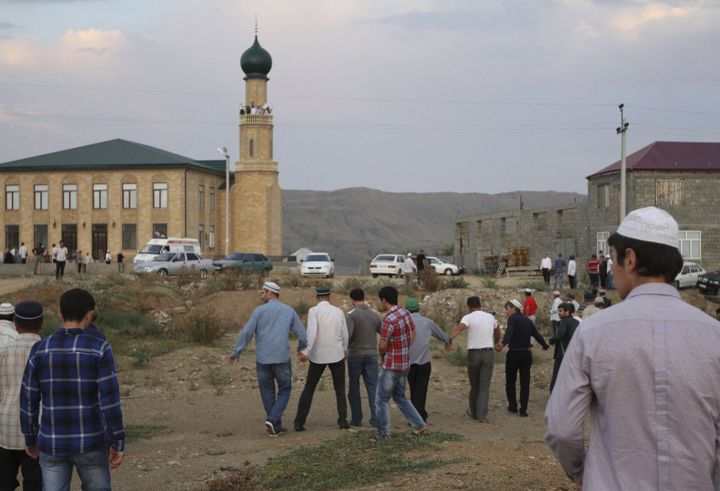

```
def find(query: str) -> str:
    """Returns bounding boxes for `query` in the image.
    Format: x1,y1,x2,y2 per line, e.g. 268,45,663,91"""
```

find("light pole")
616,104,629,219
217,146,230,256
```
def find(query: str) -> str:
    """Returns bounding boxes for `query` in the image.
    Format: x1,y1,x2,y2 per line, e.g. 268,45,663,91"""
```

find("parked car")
133,252,214,278
697,270,720,295
674,261,705,289
299,252,334,278
425,256,465,276
213,252,273,275
369,254,405,278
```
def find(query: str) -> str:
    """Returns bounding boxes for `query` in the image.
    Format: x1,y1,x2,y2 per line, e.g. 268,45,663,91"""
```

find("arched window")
249,139,254,157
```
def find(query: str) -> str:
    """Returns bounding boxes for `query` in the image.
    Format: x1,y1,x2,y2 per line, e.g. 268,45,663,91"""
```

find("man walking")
0,301,43,491
406,297,452,422
450,296,499,423
21,289,125,490
553,253,565,289
567,255,577,290
18,242,27,264
546,206,720,489
294,287,350,431
229,282,307,437
540,253,552,286
547,302,579,393
375,286,427,439
346,288,381,428
55,240,68,280
402,253,416,289
549,290,562,335
586,254,600,288
521,288,538,323
495,299,549,417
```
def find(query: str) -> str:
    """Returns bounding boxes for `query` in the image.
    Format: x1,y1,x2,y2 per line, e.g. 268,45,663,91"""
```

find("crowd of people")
239,103,272,116
540,251,614,290
2,244,126,278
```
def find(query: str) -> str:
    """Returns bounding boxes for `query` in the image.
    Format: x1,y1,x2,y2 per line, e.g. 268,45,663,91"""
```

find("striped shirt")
20,327,125,456
0,333,40,450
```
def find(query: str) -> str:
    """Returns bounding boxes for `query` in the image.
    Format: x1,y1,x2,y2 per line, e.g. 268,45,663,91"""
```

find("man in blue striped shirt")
21,288,124,490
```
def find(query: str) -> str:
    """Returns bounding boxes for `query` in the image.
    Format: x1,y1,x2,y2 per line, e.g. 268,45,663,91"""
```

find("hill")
283,187,585,269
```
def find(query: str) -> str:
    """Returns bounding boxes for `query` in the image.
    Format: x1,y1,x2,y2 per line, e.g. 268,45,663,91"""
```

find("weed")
337,276,367,294
128,345,151,368
206,367,233,395
444,276,469,289
446,346,467,367
125,424,170,443
421,269,442,292
524,279,548,292
481,276,498,289
175,308,227,345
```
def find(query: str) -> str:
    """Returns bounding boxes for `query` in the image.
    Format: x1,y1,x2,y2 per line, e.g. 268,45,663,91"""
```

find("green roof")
0,139,228,175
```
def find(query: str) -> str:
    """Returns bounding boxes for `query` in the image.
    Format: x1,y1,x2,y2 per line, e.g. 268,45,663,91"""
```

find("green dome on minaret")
240,36,272,80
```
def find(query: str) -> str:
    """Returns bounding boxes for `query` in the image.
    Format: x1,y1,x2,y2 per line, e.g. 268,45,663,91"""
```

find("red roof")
588,141,720,179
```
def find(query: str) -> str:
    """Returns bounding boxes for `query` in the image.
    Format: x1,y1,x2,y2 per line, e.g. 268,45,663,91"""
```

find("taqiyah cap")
508,299,522,310
262,281,281,294
316,286,331,296
405,297,420,312
0,303,14,315
594,297,605,305
14,301,43,320
552,290,560,296
616,206,679,249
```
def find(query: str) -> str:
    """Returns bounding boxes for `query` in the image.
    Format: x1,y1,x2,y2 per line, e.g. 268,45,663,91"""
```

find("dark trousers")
505,350,532,413
549,358,563,393
541,268,550,285
407,362,432,421
55,260,66,279
551,320,559,336
589,273,599,288
599,272,607,288
467,349,494,420
0,446,42,491
568,275,577,289
77,262,82,273
295,359,347,426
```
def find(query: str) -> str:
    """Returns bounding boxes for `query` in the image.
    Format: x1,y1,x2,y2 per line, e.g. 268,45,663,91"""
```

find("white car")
425,256,463,276
369,254,406,278
299,252,335,278
674,261,705,289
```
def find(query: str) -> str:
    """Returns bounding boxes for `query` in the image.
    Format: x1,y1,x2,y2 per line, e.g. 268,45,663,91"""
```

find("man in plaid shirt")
375,286,427,439
21,288,124,490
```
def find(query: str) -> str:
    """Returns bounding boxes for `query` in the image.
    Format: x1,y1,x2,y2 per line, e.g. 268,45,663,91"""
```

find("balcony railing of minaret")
239,114,273,125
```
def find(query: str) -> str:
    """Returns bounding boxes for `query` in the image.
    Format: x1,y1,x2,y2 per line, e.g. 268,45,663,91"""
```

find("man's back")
306,301,347,363
381,306,415,371
347,304,381,356
461,310,496,349
234,299,305,364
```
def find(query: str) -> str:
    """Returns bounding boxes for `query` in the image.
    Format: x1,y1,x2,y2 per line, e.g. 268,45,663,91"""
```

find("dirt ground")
1,274,715,490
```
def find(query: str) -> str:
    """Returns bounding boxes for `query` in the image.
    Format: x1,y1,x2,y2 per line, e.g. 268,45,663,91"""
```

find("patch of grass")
125,424,170,443
259,431,461,489
523,279,548,292
481,276,497,289
99,307,162,338
446,346,467,367
206,367,233,395
128,345,151,368
443,276,469,289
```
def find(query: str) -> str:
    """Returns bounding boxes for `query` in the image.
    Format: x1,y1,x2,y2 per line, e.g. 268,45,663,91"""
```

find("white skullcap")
616,206,679,249
508,299,523,311
552,290,560,296
0,303,14,315
262,281,281,294
594,297,605,305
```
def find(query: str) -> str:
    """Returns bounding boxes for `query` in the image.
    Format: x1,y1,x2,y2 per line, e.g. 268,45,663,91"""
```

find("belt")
469,347,493,351
508,348,530,351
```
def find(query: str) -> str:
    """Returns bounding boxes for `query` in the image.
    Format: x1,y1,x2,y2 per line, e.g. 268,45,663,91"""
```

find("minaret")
233,30,282,256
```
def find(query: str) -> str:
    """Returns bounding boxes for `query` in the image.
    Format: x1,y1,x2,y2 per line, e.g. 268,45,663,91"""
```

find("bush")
481,276,497,289
99,307,162,339
176,308,227,345
443,277,469,290
206,367,233,395
421,269,442,292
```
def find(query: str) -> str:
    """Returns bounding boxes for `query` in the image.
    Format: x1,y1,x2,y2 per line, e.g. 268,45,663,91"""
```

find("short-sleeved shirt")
380,306,415,371
460,310,496,349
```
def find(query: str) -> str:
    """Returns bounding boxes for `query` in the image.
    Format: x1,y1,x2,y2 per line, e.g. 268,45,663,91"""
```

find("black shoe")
519,411,528,417
338,421,350,429
294,423,306,432
350,421,362,427
466,409,477,419
507,406,518,413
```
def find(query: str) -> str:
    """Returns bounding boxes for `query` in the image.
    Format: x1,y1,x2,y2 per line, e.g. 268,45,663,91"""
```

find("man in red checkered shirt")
375,286,428,439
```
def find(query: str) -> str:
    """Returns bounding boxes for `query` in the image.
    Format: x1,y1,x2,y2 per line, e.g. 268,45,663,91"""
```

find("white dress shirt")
303,301,348,364
541,257,552,269
567,259,577,276
550,297,562,322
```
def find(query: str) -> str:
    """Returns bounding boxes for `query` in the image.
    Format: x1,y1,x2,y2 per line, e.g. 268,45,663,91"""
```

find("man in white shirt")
55,241,68,280
540,253,552,286
294,287,349,431
18,243,27,264
0,303,18,349
567,255,577,290
402,253,416,288
605,257,614,290
449,296,500,423
549,290,562,335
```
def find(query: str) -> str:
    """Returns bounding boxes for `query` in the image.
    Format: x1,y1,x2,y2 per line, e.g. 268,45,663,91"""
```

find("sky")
1,0,719,194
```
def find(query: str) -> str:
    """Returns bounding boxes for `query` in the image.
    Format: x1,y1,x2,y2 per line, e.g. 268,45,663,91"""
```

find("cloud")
609,3,691,30
0,21,19,30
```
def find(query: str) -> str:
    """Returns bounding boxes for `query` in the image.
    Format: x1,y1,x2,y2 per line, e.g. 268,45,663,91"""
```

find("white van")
133,237,202,264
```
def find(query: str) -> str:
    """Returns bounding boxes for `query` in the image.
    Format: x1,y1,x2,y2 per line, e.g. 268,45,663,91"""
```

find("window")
187,253,199,261
656,179,684,206
61,224,77,253
153,182,168,208
198,185,205,211
5,185,19,210
63,184,77,210
209,225,215,248
597,231,609,256
249,139,254,157
5,225,19,250
597,184,610,209
678,231,701,259
152,223,167,238
199,224,205,249
93,184,108,209
123,183,137,209
34,184,48,210
209,186,215,211
122,224,137,250
34,225,48,251
502,217,517,234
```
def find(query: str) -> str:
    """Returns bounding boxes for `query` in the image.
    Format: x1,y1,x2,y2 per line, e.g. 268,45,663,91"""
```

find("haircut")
15,316,42,332
525,291,531,297
0,313,13,323
59,288,96,322
378,286,398,306
467,296,481,309
608,233,683,283
559,302,575,313
349,288,365,301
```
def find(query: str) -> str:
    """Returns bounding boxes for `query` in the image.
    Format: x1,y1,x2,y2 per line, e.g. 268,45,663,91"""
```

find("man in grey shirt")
406,297,451,422
546,207,720,490
346,288,382,427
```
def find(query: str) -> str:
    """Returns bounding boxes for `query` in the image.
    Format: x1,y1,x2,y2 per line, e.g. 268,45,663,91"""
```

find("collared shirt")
0,332,40,450
347,304,381,357
568,260,577,276
303,300,348,364
21,328,125,456
459,310,496,350
522,296,538,317
231,299,307,364
541,257,552,269
402,257,416,274
501,312,548,350
409,313,451,365
380,306,415,371
545,283,720,490
550,297,562,322
0,320,18,349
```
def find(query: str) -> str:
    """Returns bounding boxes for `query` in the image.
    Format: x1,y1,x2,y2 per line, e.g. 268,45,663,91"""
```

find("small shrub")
481,276,497,289
177,308,226,345
421,270,442,292
446,346,467,367
523,279,547,292
443,277,469,289
206,367,233,395
337,277,367,294
128,345,151,368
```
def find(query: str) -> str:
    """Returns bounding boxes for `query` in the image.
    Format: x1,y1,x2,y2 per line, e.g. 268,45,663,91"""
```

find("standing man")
598,253,608,289
229,281,307,437
605,256,614,290
0,303,17,349
449,296,499,423
406,297,452,422
402,253,416,289
21,289,124,490
32,244,44,275
548,302,579,393
415,250,427,286
495,299,549,417
55,240,68,280
567,255,577,290
375,286,427,439
553,253,565,289
18,242,27,264
586,254,600,288
549,290,562,335
117,252,125,273
521,288,538,323
546,206,720,489
346,288,381,428
540,253,552,286
294,287,350,431
0,301,43,491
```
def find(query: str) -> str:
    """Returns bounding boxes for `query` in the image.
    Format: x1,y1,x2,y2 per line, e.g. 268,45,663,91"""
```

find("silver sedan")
133,252,215,279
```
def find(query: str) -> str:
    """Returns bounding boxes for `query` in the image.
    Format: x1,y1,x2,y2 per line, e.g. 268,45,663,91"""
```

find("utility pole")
616,104,630,219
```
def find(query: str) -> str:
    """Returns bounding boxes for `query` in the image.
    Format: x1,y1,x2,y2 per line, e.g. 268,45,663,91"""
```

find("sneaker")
412,426,428,436
264,421,276,436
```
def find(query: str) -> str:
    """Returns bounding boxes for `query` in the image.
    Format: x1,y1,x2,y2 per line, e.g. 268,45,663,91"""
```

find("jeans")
553,270,564,289
256,361,292,431
347,354,378,426
39,449,110,491
407,362,432,421
0,446,41,491
375,368,426,439
605,274,613,289
505,350,532,414
467,349,494,420
295,360,347,427
589,273,599,288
